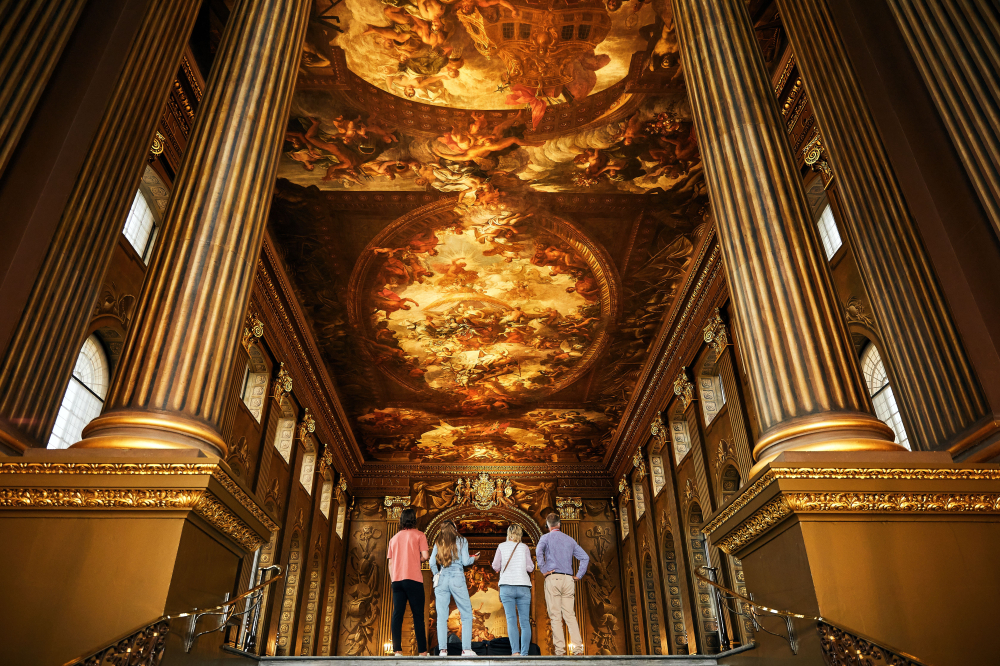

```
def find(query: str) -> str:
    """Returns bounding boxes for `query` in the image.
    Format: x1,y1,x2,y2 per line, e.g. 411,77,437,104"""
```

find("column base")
78,409,229,457
703,451,1000,666
750,411,903,476
0,448,276,665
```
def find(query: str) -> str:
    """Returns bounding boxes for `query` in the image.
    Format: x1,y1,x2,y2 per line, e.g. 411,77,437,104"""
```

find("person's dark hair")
546,512,561,529
399,507,417,530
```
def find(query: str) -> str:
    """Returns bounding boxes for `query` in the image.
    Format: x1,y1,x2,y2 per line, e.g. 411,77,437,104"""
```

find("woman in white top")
491,524,534,656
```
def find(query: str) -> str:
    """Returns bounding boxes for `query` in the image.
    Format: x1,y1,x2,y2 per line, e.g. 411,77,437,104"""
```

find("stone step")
258,659,722,666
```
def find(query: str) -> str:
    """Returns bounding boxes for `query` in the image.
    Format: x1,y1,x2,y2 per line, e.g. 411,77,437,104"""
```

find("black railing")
66,566,283,666
695,568,932,666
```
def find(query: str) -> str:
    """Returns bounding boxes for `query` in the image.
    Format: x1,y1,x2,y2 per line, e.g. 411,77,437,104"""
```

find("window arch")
241,344,268,422
815,204,843,260
697,351,726,425
273,398,296,463
48,335,109,449
861,343,909,450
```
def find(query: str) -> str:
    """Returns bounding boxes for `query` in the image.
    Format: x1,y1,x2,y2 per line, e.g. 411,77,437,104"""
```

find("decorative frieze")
383,495,410,521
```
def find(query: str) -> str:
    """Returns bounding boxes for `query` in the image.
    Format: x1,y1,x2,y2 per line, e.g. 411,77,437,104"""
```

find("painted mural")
267,0,707,466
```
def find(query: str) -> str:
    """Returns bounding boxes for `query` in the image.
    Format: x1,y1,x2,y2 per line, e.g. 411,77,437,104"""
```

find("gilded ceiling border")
257,236,365,477
606,228,724,478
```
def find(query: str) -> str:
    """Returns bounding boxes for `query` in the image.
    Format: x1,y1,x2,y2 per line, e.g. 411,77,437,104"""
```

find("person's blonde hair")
506,524,523,543
435,520,460,568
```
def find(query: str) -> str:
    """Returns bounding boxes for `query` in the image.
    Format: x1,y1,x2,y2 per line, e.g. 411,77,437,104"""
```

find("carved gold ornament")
633,449,646,482
384,495,411,520
618,477,632,504
713,489,1000,555
703,466,1000,538
192,492,264,551
242,310,264,350
650,410,669,451
803,130,834,185
150,131,165,156
702,309,728,354
556,496,583,521
298,408,316,440
673,369,694,409
274,362,293,399
319,449,334,477
845,296,877,331
455,473,513,511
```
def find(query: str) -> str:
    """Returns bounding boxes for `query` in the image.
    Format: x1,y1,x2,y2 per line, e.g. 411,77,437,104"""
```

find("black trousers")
391,579,427,653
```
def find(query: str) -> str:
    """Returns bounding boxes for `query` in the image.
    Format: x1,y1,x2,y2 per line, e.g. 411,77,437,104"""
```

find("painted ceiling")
267,0,710,467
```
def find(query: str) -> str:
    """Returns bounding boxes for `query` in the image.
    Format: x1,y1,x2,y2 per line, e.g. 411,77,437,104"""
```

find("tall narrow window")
320,479,333,518
300,450,316,495
122,189,158,264
48,335,109,449
815,204,843,260
861,344,910,450
241,346,268,422
670,419,691,465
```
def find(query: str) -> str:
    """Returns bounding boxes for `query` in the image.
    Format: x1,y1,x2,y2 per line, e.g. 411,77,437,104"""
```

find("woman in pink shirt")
387,507,429,656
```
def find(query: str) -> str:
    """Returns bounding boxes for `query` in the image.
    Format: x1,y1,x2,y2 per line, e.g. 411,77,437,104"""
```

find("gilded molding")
0,462,218,475
715,491,1000,554
0,488,203,508
210,468,279,531
193,492,264,551
702,308,728,354
703,467,1000,537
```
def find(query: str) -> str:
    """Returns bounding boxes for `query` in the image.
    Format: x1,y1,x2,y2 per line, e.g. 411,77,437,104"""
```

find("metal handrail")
65,568,284,666
694,568,933,665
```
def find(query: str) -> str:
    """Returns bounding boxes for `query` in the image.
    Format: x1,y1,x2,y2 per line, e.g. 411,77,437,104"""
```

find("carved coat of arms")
456,472,513,510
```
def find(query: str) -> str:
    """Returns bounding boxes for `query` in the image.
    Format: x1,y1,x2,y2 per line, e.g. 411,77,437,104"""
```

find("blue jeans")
499,585,532,655
435,573,472,651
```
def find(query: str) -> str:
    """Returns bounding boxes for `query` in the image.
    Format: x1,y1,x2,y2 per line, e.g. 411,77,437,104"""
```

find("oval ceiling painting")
349,200,619,411
330,0,651,109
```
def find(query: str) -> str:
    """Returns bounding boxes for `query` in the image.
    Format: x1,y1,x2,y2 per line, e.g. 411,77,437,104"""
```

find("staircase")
243,644,755,665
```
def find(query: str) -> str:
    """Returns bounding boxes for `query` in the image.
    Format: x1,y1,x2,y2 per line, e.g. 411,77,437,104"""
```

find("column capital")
673,368,695,409
702,308,729,354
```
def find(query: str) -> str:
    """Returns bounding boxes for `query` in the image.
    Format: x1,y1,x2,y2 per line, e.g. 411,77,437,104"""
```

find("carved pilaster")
76,0,311,457
556,496,583,521
775,0,994,453
672,0,899,469
383,495,410,521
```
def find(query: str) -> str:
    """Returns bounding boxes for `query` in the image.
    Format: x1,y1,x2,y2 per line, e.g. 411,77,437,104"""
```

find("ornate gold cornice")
0,488,203,508
192,492,264,551
715,491,1000,555
703,466,1000,538
0,462,218,475
0,461,276,542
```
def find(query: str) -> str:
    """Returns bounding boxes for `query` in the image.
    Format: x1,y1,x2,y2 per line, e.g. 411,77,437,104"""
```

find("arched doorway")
424,504,543,651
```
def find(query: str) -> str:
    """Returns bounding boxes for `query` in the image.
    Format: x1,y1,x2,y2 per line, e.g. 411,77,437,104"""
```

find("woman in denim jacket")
430,520,479,656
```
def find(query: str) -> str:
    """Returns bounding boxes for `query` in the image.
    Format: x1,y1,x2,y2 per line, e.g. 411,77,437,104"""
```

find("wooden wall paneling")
296,481,328,655
317,513,346,655
337,498,387,655
577,499,624,655
653,488,692,654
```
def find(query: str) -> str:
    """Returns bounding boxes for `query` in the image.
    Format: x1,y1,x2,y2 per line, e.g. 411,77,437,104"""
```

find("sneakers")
439,650,448,656
461,650,479,656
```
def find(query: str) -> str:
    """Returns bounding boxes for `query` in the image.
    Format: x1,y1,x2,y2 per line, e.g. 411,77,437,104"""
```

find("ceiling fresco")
265,0,709,466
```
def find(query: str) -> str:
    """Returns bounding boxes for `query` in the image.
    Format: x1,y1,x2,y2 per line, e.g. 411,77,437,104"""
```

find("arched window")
669,418,691,466
122,188,159,264
48,335,109,449
861,343,910,450
241,345,268,422
815,204,843,260
698,351,726,425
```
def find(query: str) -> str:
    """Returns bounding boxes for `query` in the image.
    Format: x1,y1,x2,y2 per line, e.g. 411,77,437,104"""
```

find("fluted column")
884,0,1000,241
77,0,311,456
0,0,202,453
774,0,993,453
0,1,87,178
671,0,900,469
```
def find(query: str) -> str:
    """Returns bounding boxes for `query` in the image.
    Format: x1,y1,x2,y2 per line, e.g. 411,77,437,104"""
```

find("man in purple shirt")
535,512,589,656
